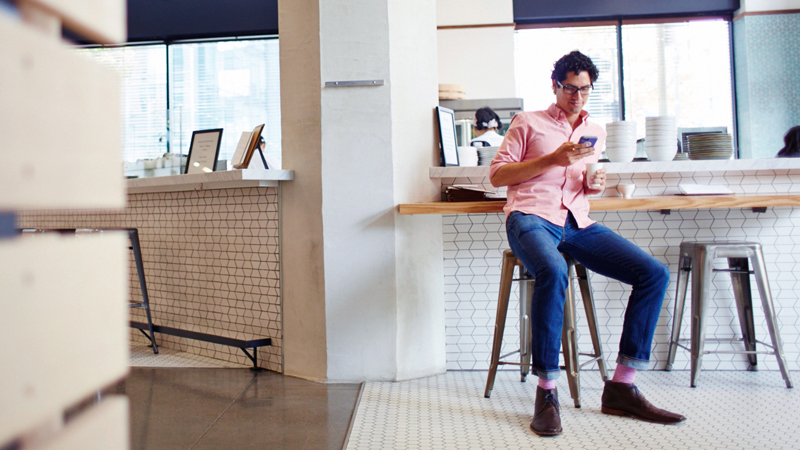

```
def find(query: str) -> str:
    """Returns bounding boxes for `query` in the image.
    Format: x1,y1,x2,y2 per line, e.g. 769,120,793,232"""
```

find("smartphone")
578,136,598,147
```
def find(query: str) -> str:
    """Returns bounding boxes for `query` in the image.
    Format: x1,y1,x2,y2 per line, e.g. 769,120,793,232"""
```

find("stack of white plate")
645,116,678,161
605,121,637,162
478,146,499,166
687,133,733,160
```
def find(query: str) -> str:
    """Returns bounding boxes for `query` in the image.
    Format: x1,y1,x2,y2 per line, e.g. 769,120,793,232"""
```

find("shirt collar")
547,103,591,123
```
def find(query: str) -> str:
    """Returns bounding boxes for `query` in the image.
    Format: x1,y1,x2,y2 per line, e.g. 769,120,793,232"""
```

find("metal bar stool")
666,241,792,388
484,249,608,407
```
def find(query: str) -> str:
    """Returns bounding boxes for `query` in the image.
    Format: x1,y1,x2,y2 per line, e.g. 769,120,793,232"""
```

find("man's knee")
647,259,670,290
535,257,570,286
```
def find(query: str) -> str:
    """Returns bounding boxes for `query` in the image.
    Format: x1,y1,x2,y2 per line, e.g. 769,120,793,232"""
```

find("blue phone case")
579,136,598,147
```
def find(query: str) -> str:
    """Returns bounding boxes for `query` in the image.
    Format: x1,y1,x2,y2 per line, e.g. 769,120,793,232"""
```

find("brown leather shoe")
601,381,686,424
530,386,562,436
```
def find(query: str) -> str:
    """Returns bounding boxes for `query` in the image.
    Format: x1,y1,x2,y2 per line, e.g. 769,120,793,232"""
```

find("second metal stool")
666,241,792,388
484,249,608,407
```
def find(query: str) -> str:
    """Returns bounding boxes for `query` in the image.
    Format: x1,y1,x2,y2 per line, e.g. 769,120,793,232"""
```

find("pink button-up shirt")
490,103,606,228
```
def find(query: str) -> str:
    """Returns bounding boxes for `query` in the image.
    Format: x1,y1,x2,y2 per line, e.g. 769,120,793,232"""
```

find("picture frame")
232,124,265,169
436,106,460,166
184,128,223,174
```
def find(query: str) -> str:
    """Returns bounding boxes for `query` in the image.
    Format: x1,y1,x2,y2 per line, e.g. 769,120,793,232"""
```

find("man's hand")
586,168,607,193
550,141,595,167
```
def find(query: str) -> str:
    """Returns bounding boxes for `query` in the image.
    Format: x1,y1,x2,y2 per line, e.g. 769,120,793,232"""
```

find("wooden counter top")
398,194,800,215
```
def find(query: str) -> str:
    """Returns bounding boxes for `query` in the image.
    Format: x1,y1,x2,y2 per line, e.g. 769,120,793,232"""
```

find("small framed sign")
185,129,223,174
436,106,460,166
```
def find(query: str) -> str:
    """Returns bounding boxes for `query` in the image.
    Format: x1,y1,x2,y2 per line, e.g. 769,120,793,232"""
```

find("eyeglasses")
557,81,593,96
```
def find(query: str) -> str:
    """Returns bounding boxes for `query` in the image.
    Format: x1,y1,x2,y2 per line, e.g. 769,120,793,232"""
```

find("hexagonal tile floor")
346,369,799,450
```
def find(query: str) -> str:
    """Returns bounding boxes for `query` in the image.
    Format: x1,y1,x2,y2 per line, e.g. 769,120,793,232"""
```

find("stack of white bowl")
604,121,637,162
645,116,678,161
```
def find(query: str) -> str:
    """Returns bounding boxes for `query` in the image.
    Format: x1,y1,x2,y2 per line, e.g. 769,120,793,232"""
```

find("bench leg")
129,229,158,355
241,347,265,371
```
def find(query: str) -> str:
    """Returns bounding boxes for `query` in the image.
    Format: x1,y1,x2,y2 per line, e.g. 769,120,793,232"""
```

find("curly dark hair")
777,125,800,158
551,50,599,85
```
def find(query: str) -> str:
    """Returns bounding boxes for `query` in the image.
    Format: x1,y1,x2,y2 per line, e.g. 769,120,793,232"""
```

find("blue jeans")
506,211,670,380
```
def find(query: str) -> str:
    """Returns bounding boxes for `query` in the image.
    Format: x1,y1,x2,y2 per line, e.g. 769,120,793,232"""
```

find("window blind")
76,45,168,162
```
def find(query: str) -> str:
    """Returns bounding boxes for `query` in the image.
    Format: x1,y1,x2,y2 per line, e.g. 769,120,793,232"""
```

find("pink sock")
612,365,637,384
538,378,556,390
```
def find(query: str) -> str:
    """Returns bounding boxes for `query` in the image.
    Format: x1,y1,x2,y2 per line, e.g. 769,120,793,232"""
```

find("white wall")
738,0,800,13
390,0,447,379
436,0,517,100
437,26,517,99
436,0,512,26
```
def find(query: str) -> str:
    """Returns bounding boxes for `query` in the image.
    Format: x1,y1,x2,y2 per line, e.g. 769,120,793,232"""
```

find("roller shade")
514,0,739,25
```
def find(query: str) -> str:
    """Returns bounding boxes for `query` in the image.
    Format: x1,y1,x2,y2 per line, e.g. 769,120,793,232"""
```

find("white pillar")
280,0,444,382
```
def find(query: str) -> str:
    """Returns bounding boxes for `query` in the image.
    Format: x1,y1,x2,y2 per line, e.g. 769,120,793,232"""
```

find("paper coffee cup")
585,163,603,189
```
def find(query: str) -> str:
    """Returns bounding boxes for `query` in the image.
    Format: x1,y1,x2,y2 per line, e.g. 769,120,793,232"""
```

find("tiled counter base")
18,171,292,372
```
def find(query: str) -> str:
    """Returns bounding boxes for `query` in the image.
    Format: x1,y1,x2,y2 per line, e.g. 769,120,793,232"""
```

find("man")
490,50,685,436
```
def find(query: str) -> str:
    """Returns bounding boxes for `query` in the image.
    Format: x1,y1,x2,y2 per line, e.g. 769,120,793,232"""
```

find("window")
515,25,620,127
622,20,733,142
76,38,281,168
169,39,281,166
514,18,734,155
76,45,167,162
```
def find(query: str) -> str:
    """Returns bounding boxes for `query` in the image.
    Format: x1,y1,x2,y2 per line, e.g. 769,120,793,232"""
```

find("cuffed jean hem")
534,368,561,381
616,354,651,370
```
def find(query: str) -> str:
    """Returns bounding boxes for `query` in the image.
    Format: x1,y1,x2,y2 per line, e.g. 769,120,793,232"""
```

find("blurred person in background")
776,125,800,158
470,107,505,147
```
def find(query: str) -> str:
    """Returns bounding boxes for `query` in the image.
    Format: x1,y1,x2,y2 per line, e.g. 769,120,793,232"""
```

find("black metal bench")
130,321,271,370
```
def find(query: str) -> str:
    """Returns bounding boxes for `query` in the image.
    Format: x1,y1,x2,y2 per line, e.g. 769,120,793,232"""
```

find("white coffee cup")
618,183,636,199
585,163,603,189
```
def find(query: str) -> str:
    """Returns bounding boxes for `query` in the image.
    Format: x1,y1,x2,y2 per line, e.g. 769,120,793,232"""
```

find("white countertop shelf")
127,169,294,194
429,158,800,178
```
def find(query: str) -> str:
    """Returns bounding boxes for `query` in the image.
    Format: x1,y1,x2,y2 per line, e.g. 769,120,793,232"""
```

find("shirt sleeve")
489,114,529,179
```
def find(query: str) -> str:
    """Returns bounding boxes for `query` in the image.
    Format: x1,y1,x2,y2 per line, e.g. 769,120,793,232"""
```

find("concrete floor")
117,368,361,450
